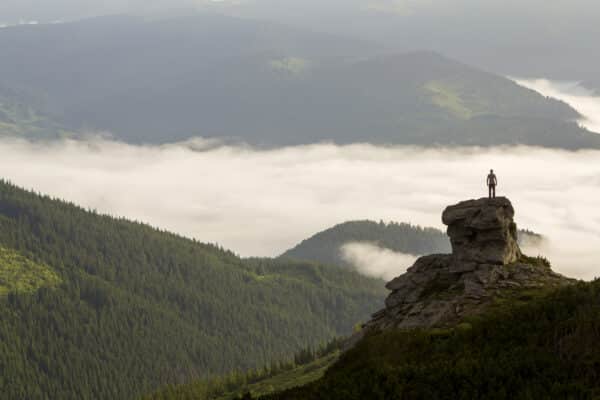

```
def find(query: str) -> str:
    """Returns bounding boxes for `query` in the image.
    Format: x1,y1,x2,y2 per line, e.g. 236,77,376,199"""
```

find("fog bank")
341,242,417,281
0,138,599,280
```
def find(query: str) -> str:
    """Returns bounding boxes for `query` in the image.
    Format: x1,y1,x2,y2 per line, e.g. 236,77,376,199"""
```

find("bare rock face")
442,197,521,265
361,197,572,335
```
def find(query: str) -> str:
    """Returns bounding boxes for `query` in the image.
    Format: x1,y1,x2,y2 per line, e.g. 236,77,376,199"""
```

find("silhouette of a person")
487,169,497,198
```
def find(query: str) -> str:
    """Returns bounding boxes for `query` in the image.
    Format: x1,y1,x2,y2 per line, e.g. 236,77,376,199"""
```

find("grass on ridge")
0,246,61,295
218,353,338,399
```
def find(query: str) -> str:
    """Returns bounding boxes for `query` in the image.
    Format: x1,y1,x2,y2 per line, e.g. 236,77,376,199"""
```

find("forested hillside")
0,180,385,400
143,279,600,400
280,221,450,268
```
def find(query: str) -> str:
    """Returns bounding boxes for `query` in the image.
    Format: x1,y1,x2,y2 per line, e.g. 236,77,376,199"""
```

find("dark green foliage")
143,337,344,400
263,280,600,400
0,180,386,399
280,220,451,267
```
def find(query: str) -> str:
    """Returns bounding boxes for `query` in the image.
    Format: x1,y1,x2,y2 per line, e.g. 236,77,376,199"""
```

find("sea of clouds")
0,138,599,280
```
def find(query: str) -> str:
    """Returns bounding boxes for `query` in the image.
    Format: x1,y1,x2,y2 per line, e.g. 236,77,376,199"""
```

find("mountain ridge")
0,15,597,148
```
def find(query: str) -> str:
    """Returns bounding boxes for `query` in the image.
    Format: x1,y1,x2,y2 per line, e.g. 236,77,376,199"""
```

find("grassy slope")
424,81,476,119
229,354,336,399
0,245,61,294
146,352,339,400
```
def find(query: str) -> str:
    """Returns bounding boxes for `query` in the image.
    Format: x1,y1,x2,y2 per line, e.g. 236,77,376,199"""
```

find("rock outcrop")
443,197,521,265
363,197,572,333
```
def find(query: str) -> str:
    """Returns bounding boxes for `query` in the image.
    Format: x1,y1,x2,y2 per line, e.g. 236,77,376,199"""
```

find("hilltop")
280,221,450,268
0,180,386,399
363,197,571,333
257,198,598,400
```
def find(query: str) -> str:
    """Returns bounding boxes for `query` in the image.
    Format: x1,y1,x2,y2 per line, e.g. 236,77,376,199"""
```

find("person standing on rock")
487,169,497,198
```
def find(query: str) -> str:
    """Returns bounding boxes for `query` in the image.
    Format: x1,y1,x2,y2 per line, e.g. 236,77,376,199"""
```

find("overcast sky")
2,0,597,26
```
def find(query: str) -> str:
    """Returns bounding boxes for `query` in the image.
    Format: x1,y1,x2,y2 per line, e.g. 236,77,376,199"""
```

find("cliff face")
364,197,572,332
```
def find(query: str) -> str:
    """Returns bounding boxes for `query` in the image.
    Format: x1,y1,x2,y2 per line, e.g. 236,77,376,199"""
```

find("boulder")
442,197,520,265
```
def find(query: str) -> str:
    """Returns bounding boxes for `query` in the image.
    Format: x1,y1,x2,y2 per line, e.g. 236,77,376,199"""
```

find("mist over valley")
0,138,598,280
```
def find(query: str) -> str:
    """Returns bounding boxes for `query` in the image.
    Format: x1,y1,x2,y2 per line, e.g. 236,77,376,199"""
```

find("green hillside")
261,280,600,399
143,280,600,400
143,341,341,400
0,180,386,400
280,221,451,268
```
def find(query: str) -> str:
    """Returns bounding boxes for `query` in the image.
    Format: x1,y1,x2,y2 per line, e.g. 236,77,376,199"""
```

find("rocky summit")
363,197,572,333
443,197,521,265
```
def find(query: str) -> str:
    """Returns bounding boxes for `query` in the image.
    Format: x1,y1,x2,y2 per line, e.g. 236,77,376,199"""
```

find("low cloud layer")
514,78,600,134
340,242,417,280
0,138,599,280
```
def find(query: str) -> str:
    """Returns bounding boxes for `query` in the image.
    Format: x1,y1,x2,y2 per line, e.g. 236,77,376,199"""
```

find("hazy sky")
1,137,599,281
1,0,598,25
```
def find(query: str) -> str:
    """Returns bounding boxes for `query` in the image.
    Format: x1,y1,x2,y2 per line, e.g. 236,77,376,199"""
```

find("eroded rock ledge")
363,197,572,333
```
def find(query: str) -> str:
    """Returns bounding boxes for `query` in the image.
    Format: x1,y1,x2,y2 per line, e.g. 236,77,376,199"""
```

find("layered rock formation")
443,197,521,265
363,197,571,333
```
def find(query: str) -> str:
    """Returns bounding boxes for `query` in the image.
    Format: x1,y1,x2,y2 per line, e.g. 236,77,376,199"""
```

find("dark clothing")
487,173,497,187
487,173,497,198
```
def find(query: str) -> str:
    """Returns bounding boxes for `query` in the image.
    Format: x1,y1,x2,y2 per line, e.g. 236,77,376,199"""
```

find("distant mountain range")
3,1,599,91
0,14,598,149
